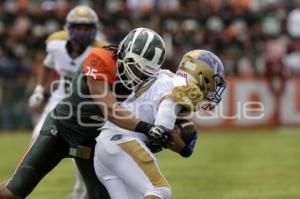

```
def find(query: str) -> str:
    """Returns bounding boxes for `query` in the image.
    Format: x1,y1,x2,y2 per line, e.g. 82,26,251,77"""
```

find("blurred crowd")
1,0,300,129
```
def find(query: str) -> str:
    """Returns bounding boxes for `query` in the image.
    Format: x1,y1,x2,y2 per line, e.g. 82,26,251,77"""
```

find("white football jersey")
45,42,92,100
32,30,108,139
100,70,187,142
43,30,108,101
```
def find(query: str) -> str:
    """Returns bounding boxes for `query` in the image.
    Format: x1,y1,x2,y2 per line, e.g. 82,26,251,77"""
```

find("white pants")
94,129,171,199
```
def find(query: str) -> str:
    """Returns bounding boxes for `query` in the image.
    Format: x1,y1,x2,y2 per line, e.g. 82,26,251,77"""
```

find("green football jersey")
52,67,105,146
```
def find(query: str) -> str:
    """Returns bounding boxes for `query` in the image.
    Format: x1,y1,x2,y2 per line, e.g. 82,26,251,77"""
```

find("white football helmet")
65,5,99,46
116,27,166,90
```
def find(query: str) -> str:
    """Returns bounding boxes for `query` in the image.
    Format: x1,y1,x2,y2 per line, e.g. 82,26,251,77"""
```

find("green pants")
7,117,110,199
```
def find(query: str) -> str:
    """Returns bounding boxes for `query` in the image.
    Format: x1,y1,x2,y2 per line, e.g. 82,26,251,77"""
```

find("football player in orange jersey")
0,28,169,199
28,5,108,199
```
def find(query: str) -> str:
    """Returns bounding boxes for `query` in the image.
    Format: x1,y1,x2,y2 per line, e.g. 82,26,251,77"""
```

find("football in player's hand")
175,119,197,144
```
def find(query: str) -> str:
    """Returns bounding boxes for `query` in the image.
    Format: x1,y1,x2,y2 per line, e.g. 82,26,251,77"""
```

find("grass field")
1,129,300,199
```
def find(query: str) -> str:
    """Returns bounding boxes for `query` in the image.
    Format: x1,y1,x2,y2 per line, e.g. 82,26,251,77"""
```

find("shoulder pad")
46,30,68,44
159,69,175,77
171,81,203,112
93,40,110,48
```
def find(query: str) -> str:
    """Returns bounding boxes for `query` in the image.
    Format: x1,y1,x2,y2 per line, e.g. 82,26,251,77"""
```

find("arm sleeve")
154,98,179,129
43,54,55,69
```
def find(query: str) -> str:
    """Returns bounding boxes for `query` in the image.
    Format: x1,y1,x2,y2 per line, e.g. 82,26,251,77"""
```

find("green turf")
1,129,300,199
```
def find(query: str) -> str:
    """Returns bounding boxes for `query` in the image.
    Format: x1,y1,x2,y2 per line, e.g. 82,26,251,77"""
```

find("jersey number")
85,66,98,80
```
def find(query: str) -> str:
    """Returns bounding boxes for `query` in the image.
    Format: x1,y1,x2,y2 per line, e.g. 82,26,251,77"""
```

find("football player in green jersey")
0,28,168,199
28,5,108,199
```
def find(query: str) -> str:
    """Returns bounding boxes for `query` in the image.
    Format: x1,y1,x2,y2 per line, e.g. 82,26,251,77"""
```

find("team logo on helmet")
196,52,224,74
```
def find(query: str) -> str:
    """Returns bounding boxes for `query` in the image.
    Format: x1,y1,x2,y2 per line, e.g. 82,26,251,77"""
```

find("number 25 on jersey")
85,66,98,80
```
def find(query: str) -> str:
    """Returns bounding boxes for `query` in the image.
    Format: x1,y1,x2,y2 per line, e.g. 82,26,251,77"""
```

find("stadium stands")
0,0,299,129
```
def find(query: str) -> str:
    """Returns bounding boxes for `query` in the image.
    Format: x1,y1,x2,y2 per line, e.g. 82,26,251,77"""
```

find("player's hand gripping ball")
174,119,197,144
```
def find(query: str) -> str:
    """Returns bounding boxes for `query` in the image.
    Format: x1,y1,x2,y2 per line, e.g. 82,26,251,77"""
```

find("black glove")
135,121,171,148
147,142,163,153
147,125,170,148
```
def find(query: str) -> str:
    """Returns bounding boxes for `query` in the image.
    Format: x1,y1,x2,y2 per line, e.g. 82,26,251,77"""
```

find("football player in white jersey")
28,5,108,199
93,47,226,199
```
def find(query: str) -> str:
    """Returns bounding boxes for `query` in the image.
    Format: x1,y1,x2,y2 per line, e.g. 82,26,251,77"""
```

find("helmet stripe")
151,47,163,65
130,28,143,54
140,31,154,57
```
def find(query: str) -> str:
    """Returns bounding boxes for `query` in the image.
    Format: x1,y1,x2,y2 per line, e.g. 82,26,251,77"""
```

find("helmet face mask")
117,58,152,89
67,23,97,46
202,74,226,110
117,28,166,90
176,50,226,110
65,6,98,46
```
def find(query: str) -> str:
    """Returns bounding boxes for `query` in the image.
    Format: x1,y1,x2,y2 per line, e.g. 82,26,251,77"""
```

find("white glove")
28,85,45,108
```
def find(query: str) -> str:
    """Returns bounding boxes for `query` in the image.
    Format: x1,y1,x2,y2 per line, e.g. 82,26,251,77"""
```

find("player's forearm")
87,78,139,131
168,129,186,152
37,66,52,87
155,99,178,129
99,92,139,131
28,66,53,108
107,103,139,131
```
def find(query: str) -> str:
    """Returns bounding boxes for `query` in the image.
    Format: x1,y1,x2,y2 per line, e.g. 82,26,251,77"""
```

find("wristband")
135,121,154,135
